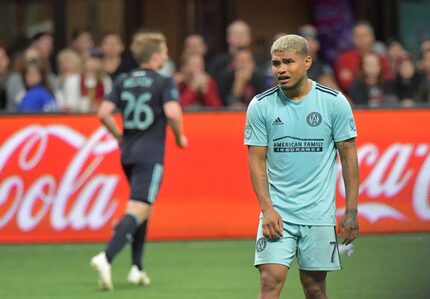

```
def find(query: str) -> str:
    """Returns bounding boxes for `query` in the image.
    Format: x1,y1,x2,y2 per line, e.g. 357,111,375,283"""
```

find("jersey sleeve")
162,77,180,104
332,93,358,142
244,98,268,146
104,73,126,106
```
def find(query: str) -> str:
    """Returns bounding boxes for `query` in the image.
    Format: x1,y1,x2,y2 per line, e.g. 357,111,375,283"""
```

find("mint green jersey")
244,80,357,225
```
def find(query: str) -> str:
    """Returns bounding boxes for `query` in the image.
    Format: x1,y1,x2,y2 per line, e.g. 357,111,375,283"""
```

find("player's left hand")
338,209,359,245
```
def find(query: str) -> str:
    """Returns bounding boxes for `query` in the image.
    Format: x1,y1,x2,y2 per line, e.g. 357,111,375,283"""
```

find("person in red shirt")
176,53,222,109
335,21,393,94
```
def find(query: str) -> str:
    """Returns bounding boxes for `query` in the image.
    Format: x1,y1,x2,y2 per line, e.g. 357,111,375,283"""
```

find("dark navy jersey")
105,68,179,164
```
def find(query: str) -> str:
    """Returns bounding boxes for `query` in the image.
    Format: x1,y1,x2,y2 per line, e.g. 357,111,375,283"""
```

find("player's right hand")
262,208,283,241
176,135,188,148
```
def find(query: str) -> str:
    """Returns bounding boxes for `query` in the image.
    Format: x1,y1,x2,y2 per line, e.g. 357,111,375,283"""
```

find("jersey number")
121,91,154,130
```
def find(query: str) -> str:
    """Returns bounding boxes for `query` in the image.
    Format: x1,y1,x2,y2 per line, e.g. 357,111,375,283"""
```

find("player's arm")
248,145,283,240
163,101,187,148
336,137,359,245
97,100,122,143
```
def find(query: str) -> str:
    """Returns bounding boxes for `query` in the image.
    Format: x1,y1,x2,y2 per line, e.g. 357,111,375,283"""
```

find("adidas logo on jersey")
272,117,284,125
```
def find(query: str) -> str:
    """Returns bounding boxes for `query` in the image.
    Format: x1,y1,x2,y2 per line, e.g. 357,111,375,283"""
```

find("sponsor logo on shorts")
256,237,267,252
306,112,322,127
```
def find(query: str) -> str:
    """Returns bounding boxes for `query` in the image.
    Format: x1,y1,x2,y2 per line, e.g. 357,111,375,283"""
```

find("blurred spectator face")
421,51,430,74
298,25,319,56
227,21,251,51
25,47,41,61
101,34,124,58
58,49,82,74
24,64,42,87
353,23,374,52
387,41,405,62
73,32,94,55
362,53,381,79
182,54,204,77
184,34,207,56
420,40,430,55
84,48,103,73
0,47,10,74
398,56,415,80
33,34,54,58
233,49,254,70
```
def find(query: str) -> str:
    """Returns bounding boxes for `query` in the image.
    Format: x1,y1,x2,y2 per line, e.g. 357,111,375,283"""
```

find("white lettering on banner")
0,125,120,231
336,143,430,222
414,152,430,220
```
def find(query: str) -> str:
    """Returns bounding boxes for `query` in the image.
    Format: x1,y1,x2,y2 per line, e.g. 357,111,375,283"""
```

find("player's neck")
283,78,312,101
140,61,160,71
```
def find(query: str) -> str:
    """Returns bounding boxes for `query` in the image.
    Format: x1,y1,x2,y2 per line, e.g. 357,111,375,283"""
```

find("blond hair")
57,48,82,74
130,32,166,64
271,34,309,57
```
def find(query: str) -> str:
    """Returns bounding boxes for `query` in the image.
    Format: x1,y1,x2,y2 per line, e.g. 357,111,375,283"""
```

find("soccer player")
90,32,187,291
244,34,359,299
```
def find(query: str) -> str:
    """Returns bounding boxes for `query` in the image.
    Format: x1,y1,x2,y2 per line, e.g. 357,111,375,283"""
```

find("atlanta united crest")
306,112,322,127
256,237,267,252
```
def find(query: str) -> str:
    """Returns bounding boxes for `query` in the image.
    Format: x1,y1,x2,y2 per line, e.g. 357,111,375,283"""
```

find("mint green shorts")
254,219,342,271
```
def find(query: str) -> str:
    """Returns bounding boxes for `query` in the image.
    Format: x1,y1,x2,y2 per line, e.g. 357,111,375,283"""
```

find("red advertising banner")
0,110,429,243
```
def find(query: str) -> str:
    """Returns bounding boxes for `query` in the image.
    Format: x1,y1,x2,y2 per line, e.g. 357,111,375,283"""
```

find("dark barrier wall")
0,110,430,243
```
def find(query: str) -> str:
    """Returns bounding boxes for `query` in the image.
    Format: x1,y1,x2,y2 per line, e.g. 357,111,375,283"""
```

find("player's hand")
262,208,283,241
176,134,188,148
338,209,359,245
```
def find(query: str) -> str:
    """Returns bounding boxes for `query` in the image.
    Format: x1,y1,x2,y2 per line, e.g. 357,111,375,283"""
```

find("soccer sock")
131,219,148,270
105,214,139,263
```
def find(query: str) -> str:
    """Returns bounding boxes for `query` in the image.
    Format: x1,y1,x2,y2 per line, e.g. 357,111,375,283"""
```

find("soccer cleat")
90,252,113,290
127,265,151,286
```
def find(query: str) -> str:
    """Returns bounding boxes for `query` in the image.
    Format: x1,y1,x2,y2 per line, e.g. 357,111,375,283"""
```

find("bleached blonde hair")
270,34,309,57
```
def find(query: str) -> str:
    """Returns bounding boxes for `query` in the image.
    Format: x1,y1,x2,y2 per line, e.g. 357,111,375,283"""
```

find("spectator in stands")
81,48,112,112
176,53,222,110
182,34,208,65
393,52,427,107
335,21,393,94
217,47,266,109
415,50,430,104
386,39,406,74
17,59,59,112
100,32,125,80
297,24,339,89
57,48,83,112
6,47,59,111
349,52,395,108
71,28,94,57
208,20,252,84
30,31,55,72
0,46,10,111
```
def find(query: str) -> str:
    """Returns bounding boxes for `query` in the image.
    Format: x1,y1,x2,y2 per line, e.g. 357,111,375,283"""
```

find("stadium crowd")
0,19,430,113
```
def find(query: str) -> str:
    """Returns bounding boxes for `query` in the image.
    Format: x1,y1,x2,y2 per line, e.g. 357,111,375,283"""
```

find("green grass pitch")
0,233,429,299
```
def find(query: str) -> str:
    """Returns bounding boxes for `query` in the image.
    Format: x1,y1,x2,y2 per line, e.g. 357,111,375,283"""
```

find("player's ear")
305,55,312,70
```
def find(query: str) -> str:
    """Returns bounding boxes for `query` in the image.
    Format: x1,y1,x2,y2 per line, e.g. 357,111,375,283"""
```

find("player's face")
157,42,168,69
271,51,311,91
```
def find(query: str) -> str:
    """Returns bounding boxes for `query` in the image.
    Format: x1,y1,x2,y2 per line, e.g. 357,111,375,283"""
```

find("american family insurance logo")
273,136,323,153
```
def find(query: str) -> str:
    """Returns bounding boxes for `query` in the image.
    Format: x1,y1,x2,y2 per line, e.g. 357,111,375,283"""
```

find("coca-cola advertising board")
0,110,429,243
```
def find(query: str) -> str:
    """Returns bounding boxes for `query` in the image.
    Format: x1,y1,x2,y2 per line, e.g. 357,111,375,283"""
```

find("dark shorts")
122,162,164,204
